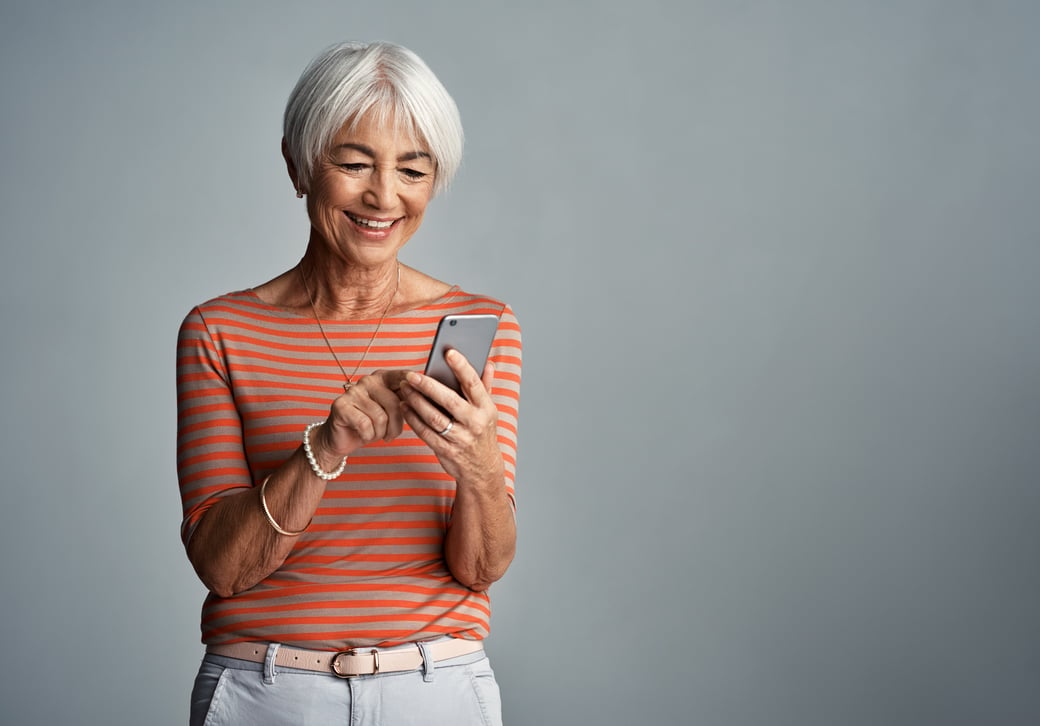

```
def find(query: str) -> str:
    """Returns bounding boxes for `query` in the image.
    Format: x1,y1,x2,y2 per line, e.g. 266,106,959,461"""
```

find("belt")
206,638,483,678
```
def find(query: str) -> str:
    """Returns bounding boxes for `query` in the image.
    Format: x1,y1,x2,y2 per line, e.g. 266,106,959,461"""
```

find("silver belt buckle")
331,648,380,678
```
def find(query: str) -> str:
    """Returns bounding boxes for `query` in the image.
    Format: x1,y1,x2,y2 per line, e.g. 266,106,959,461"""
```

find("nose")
363,167,397,210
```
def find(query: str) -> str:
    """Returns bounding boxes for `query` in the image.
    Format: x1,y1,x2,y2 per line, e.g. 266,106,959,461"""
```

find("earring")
296,190,304,198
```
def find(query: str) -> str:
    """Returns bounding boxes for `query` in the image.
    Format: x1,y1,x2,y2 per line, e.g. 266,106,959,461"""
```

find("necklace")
300,262,401,392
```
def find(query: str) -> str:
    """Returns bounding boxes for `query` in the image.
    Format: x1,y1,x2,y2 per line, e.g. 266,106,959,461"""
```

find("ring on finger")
437,420,454,436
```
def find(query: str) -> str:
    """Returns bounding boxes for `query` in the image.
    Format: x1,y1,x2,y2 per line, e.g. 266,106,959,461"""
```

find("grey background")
1,1,1037,724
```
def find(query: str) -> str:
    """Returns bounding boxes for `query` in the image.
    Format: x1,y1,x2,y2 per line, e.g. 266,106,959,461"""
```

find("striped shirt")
176,286,521,648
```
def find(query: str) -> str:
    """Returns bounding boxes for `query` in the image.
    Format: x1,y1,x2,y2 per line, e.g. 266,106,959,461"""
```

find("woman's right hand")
188,369,411,598
312,370,412,464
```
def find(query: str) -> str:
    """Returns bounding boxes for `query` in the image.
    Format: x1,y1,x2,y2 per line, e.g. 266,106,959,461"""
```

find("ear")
282,137,302,194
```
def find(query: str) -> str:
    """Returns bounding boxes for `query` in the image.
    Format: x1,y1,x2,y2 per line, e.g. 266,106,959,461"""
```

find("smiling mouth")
346,212,396,230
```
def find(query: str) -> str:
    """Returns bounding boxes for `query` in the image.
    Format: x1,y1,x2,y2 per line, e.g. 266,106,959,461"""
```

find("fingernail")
407,371,421,385
446,349,460,361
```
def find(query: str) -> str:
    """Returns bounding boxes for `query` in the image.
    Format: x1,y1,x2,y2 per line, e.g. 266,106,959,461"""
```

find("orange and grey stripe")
176,287,521,648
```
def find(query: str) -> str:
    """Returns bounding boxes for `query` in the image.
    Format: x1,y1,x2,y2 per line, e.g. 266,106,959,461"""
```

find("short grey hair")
283,41,464,196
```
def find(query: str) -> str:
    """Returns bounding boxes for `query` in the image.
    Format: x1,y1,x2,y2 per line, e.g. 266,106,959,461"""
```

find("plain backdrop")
1,2,1038,725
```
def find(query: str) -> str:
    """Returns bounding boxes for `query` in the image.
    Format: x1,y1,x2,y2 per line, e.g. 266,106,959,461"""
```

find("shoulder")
434,289,521,348
180,289,292,328
436,287,516,319
178,289,294,351
438,289,522,362
189,289,267,318
400,266,515,322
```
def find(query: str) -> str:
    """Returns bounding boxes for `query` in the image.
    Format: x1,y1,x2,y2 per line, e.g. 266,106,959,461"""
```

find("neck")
298,247,400,321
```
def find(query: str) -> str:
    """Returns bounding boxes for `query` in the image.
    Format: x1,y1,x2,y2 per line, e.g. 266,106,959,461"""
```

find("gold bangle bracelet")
258,475,310,536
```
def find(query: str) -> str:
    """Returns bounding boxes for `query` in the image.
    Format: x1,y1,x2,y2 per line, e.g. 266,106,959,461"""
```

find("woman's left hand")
398,348,515,591
397,349,504,485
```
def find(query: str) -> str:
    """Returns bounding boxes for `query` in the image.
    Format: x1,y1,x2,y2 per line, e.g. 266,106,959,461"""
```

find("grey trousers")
190,641,502,725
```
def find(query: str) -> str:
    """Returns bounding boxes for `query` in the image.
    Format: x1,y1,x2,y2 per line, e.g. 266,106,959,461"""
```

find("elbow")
451,549,515,593
206,578,238,600
199,566,257,599
187,538,247,599
210,585,236,599
458,573,493,593
191,559,239,599
192,550,262,598
185,507,260,599
455,571,496,593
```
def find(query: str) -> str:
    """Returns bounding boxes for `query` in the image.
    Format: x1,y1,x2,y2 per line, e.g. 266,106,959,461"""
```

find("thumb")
481,360,496,394
383,369,412,392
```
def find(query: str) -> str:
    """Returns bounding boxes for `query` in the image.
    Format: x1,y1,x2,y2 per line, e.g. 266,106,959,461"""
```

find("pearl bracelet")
303,421,348,480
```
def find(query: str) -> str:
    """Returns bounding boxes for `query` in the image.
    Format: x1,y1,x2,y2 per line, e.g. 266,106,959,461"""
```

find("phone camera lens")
449,320,457,326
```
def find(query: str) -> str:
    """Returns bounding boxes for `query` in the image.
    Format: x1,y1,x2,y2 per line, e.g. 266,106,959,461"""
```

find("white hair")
283,41,464,196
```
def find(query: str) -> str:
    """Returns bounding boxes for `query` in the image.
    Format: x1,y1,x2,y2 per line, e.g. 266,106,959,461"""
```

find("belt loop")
417,640,436,683
263,643,280,684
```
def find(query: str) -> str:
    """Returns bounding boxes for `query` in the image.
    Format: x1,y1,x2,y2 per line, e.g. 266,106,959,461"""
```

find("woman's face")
304,112,436,268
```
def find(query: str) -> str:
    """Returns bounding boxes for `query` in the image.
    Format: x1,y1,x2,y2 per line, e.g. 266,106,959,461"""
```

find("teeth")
348,213,394,229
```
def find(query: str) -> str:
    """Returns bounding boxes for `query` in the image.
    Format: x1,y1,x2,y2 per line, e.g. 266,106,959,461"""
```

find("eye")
339,163,368,174
400,168,428,180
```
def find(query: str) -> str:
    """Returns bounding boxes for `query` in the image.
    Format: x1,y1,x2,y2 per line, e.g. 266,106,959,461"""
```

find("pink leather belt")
206,638,483,678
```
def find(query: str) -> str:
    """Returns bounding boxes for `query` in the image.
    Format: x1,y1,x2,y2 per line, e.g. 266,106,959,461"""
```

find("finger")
403,370,465,419
399,380,457,435
335,388,389,443
366,385,405,442
379,369,411,393
400,398,444,446
358,388,393,441
365,371,408,441
330,395,375,443
445,349,490,405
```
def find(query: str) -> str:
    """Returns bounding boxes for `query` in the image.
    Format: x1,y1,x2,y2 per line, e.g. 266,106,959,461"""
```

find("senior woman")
176,41,521,725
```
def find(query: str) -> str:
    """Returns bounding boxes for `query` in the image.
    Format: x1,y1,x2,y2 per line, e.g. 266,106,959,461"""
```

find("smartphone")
424,314,499,395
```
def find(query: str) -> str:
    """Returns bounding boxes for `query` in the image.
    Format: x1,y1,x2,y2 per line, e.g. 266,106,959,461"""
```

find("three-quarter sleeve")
489,304,523,508
175,307,252,546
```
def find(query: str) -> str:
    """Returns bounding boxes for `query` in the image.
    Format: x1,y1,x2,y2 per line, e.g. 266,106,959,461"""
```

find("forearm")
187,446,329,598
444,469,517,592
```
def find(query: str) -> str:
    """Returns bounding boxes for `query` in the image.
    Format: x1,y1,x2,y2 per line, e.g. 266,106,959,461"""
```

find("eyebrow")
334,143,432,163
